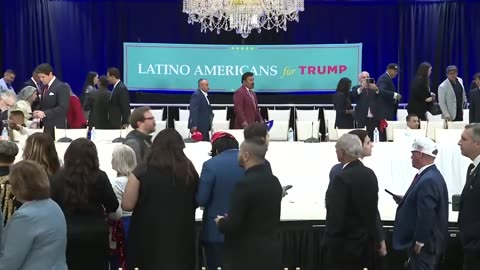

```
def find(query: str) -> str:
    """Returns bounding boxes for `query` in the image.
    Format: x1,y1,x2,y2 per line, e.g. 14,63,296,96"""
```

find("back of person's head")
17,86,37,101
238,137,268,168
336,77,352,93
98,75,109,88
112,144,137,177
336,134,363,160
23,133,60,176
62,138,100,211
211,132,239,156
0,140,19,165
244,122,268,140
147,128,196,184
348,129,368,145
129,106,151,129
10,160,50,202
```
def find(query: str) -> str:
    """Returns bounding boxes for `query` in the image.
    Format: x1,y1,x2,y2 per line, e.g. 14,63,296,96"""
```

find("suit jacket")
332,92,354,128
217,164,283,270
108,81,130,129
458,162,480,254
469,88,480,123
438,77,466,120
40,77,70,135
408,76,433,121
324,160,379,267
85,87,111,129
392,165,449,255
233,86,263,129
196,149,245,243
352,85,395,127
0,199,67,270
377,72,397,120
188,89,213,141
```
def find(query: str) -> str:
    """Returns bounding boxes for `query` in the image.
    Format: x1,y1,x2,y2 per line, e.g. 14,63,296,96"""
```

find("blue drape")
1,0,479,103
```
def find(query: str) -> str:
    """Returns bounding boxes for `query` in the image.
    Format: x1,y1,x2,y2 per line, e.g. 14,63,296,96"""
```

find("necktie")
43,85,50,96
467,163,475,177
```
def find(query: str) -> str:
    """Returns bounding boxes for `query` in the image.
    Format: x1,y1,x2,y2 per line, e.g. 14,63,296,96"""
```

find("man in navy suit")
392,137,449,270
468,73,480,123
189,78,213,141
377,63,400,120
196,132,244,270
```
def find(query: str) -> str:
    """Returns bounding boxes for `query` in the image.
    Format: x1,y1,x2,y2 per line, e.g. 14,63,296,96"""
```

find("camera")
366,78,375,84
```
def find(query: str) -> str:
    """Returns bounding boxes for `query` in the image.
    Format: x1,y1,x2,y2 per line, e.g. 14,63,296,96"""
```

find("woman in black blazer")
332,77,354,128
407,62,435,121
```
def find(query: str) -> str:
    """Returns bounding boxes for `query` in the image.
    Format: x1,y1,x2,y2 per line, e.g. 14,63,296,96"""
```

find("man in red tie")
391,137,449,270
233,72,263,129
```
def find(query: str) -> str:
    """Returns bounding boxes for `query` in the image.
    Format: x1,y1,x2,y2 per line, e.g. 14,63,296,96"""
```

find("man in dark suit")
107,67,130,129
23,71,41,111
84,75,111,129
377,63,400,120
196,132,243,270
189,78,213,141
353,71,401,141
32,63,70,138
325,133,380,270
392,137,449,270
215,137,283,270
457,124,480,270
468,73,480,123
233,72,263,129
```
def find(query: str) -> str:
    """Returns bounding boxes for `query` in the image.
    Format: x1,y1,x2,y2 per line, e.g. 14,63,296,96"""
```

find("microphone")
57,119,73,142
113,122,126,143
304,121,319,143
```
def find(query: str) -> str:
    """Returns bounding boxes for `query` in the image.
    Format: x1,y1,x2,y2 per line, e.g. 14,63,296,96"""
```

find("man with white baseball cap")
392,137,449,270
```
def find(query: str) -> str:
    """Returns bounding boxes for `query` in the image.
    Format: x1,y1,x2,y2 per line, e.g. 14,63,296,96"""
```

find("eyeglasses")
144,117,155,121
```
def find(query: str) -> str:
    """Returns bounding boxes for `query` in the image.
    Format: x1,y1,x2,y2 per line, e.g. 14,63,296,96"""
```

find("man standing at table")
457,123,480,269
107,67,131,129
392,137,448,270
215,137,283,270
189,78,213,141
32,63,70,138
233,72,263,129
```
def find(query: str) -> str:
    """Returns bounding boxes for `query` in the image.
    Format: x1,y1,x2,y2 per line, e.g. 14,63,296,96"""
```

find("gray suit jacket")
0,199,67,270
438,77,466,120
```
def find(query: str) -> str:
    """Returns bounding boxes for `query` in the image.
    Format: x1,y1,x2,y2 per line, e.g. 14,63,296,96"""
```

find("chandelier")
182,0,305,39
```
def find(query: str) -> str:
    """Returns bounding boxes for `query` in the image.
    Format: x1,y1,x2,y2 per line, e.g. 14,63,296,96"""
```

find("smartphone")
366,78,375,84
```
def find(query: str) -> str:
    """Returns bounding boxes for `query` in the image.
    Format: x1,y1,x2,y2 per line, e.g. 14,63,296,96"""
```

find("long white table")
16,141,468,223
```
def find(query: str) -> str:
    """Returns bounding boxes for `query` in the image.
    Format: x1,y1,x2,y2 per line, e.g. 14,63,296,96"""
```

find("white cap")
411,137,438,157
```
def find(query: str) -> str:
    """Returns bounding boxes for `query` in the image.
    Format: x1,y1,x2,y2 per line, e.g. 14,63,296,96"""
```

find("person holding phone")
392,137,449,270
352,71,401,141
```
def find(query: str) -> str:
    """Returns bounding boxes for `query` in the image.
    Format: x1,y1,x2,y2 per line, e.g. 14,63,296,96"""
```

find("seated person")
406,113,420,129
8,104,30,142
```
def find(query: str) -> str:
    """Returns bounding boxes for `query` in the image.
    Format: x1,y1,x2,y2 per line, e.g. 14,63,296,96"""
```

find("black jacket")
85,87,111,129
458,163,480,254
108,81,130,129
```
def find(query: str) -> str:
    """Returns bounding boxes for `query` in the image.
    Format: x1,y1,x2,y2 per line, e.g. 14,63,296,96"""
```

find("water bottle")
373,127,380,143
287,127,294,142
1,127,8,141
90,127,96,141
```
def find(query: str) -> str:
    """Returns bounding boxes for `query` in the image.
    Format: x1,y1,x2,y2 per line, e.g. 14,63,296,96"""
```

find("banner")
124,43,362,93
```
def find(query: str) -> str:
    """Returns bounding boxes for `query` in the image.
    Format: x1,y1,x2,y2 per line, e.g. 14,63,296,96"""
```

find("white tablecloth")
16,141,466,222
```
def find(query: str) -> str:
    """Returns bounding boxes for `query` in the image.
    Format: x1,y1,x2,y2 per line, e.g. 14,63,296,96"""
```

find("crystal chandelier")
182,0,305,39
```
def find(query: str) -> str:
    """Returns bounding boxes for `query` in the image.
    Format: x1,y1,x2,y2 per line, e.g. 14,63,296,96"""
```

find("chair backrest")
54,128,88,142
386,121,407,141
435,128,463,143
151,109,164,121
396,109,408,121
174,120,190,139
463,109,470,123
323,110,336,140
267,109,291,121
268,121,289,141
212,108,228,122
296,120,320,141
426,111,442,122
179,109,190,121
447,121,468,130
212,121,230,132
426,121,446,140
296,109,319,121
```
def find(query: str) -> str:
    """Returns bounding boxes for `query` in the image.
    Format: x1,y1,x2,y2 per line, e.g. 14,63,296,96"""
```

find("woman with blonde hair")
22,133,60,177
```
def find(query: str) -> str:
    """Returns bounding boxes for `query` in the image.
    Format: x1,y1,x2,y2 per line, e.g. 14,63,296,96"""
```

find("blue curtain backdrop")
1,0,479,104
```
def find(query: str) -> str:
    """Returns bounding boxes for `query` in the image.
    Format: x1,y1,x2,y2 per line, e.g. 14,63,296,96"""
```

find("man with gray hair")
0,89,17,130
324,133,381,270
457,123,480,269
438,65,466,121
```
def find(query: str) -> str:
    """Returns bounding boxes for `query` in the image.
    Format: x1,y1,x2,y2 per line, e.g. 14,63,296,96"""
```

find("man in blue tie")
392,137,449,270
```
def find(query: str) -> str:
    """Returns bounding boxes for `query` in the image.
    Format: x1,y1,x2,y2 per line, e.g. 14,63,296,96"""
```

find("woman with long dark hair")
332,77,354,128
81,72,98,105
22,132,60,177
50,138,118,270
122,128,199,270
408,62,435,120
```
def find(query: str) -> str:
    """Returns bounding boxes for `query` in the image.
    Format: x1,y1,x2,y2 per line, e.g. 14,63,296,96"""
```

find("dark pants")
463,253,480,270
202,242,224,270
455,109,464,121
406,247,440,270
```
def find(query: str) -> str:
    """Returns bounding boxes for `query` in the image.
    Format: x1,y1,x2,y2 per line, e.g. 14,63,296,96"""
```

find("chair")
151,121,167,140
323,109,337,140
463,109,470,123
212,121,230,132
179,109,190,121
335,128,364,139
212,108,228,122
151,109,164,121
447,121,468,130
174,121,190,139
426,121,446,140
435,129,463,143
396,109,409,121
296,109,319,121
426,111,442,122
296,120,320,141
386,121,407,141
267,109,291,122
54,128,88,142
268,121,289,141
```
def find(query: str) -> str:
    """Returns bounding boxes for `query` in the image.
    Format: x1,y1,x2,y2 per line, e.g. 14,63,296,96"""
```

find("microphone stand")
57,118,73,142
113,121,126,143
304,121,319,143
